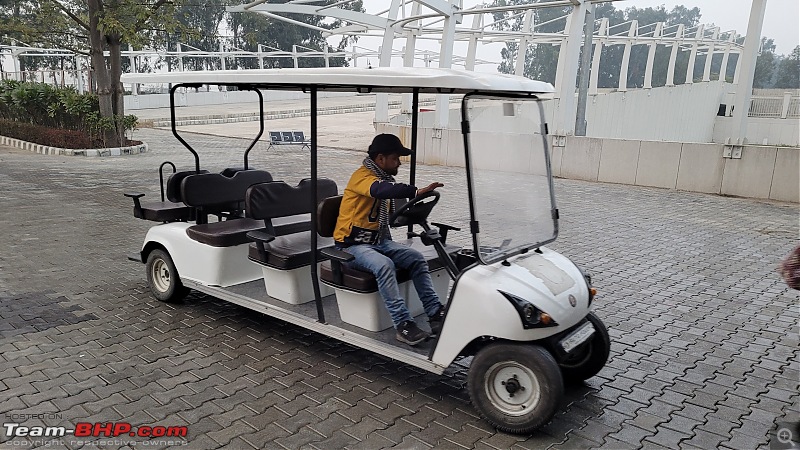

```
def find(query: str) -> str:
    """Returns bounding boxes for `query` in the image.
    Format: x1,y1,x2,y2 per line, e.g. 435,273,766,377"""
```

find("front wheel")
557,312,610,383
146,249,189,303
467,343,563,434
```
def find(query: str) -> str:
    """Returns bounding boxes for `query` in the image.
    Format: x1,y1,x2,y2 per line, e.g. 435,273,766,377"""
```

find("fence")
0,70,90,92
749,93,800,119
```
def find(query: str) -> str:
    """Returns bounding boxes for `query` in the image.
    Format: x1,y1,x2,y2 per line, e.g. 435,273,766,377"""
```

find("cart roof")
121,67,554,95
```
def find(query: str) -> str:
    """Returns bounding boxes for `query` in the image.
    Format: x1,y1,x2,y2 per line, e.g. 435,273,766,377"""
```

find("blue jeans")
342,239,442,328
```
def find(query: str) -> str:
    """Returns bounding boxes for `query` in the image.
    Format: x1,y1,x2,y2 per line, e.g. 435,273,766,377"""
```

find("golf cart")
122,67,610,433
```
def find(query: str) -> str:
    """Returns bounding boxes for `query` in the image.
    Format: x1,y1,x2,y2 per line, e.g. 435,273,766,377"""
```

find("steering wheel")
390,191,440,227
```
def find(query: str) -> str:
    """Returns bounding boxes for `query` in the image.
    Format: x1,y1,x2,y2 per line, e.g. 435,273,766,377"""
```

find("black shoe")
396,320,430,346
428,305,446,336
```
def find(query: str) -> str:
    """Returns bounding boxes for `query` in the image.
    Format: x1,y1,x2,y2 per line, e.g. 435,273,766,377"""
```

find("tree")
753,37,777,88
1,0,184,146
774,46,800,89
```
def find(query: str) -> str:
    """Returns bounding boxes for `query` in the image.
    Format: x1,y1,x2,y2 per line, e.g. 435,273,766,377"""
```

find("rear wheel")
467,343,563,434
557,312,610,383
146,249,188,303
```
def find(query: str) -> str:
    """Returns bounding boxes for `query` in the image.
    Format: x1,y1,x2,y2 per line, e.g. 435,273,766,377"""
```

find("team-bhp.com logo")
4,422,187,438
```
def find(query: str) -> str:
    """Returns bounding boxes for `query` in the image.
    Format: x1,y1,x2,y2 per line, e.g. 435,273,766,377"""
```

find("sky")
348,0,799,71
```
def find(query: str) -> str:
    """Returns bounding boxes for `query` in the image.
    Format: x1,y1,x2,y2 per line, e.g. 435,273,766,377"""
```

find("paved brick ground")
0,128,798,449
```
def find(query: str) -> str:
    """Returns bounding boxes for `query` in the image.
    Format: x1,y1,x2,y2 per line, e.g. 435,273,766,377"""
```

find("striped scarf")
363,157,395,241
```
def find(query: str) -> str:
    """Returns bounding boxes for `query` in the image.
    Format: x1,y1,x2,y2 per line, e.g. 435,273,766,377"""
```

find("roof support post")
75,55,84,93
575,3,594,136
686,24,703,84
465,6,483,71
554,17,570,99
702,27,719,82
666,24,683,86
553,0,588,136
719,32,736,82
515,10,533,76
434,0,457,129
375,0,402,124
128,44,139,95
644,22,661,89
589,17,607,95
731,0,767,144
618,20,637,91
177,43,184,72
402,1,422,114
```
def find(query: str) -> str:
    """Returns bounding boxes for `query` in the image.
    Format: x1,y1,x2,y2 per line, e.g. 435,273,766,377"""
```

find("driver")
333,133,445,346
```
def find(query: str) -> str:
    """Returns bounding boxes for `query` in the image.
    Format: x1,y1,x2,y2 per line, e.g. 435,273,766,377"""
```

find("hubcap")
151,258,171,293
485,362,541,416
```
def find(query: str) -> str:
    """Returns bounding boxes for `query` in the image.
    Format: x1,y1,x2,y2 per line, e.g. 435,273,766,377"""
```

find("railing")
0,70,91,92
749,93,800,119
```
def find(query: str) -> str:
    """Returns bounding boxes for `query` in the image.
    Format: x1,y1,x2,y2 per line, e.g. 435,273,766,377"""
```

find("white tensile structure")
225,0,796,203
226,0,793,145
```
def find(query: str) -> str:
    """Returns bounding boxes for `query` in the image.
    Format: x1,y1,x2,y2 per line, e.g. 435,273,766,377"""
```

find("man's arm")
370,181,445,198
369,181,416,199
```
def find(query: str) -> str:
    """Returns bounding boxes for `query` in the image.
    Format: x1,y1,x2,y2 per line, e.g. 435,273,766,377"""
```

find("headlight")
499,290,559,329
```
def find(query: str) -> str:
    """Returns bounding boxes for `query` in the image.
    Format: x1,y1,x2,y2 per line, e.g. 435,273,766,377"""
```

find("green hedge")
0,80,138,147
0,119,91,148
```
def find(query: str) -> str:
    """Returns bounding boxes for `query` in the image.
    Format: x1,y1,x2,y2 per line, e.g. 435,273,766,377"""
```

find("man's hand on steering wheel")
415,182,444,197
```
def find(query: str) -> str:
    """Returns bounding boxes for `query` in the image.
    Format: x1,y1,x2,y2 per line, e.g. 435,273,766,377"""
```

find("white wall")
713,116,800,147
581,82,732,143
378,122,799,203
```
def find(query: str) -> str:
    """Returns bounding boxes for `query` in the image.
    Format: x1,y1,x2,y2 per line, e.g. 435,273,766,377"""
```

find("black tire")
467,343,564,434
145,249,189,303
558,312,611,384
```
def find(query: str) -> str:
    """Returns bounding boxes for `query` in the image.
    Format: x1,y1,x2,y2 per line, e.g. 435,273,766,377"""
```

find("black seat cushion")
247,178,338,221
166,170,209,204
136,201,193,222
181,170,273,208
187,218,263,247
320,238,460,293
186,215,312,247
248,232,334,270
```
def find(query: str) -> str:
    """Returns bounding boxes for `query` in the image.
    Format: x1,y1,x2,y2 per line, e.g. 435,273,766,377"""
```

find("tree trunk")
87,0,121,147
109,36,126,143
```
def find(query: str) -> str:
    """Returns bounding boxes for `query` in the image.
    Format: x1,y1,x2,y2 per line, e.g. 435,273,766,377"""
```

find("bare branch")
48,0,90,31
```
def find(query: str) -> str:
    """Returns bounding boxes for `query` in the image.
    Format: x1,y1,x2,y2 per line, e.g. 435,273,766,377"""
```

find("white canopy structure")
121,66,555,94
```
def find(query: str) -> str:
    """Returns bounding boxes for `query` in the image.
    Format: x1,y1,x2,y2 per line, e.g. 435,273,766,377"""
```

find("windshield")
463,94,558,264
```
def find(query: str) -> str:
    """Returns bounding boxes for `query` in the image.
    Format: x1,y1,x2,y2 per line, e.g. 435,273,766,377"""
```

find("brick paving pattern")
0,127,797,449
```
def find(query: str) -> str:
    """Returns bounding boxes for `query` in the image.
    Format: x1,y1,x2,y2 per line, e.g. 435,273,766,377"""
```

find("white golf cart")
122,67,610,433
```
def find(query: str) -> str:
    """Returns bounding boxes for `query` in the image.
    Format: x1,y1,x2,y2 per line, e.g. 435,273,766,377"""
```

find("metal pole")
731,0,768,144
575,4,594,136
408,89,419,235
309,86,326,323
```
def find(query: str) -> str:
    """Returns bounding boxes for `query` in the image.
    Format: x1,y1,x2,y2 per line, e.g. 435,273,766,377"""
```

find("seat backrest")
246,178,338,220
181,169,273,208
316,195,343,238
281,131,294,142
269,132,281,143
220,167,248,178
166,170,209,203
293,131,305,142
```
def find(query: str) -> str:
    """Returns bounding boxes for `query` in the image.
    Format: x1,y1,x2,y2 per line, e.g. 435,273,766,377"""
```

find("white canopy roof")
121,67,554,95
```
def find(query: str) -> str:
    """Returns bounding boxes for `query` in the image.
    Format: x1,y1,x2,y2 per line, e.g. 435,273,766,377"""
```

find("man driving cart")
333,133,445,346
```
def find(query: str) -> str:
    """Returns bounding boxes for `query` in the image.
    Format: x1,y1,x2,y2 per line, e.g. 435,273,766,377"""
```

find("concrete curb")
0,135,148,157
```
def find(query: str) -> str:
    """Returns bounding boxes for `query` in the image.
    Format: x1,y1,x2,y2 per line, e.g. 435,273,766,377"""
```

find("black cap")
368,133,412,158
